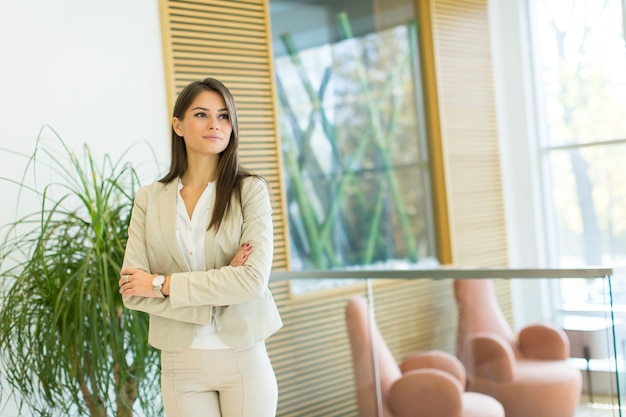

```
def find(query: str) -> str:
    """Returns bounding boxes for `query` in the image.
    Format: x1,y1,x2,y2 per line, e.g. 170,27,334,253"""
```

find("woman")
118,77,282,417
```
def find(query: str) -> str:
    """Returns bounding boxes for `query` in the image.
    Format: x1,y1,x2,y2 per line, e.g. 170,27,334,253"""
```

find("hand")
230,242,253,266
119,268,162,298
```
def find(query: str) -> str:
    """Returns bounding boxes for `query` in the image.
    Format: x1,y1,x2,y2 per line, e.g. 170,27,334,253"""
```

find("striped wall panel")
425,0,513,316
427,0,508,269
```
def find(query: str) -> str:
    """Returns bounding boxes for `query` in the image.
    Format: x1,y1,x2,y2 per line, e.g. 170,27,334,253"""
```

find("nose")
207,115,219,130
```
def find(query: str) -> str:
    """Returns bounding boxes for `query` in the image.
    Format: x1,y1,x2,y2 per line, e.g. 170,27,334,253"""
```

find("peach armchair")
454,279,582,417
345,295,504,417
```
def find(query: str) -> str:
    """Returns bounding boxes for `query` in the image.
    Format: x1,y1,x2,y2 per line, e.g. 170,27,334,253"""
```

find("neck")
181,156,218,187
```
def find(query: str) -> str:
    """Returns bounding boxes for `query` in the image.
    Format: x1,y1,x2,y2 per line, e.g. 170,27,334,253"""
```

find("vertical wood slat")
428,0,508,269
426,0,513,318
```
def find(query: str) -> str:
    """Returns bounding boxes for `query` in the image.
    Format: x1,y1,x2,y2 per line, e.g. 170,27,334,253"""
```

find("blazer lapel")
158,181,189,272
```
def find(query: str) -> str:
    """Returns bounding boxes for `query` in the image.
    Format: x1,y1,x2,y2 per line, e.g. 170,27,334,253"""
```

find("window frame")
490,0,626,326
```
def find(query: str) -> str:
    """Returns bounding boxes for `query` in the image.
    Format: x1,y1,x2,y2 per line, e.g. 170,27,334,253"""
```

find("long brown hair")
159,77,254,230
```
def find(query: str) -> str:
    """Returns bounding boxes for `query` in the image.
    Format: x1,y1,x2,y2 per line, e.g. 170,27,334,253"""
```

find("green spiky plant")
0,126,160,417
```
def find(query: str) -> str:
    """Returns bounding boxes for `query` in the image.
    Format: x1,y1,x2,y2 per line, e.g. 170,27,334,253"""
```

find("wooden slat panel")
172,38,269,51
173,54,269,64
170,0,264,14
428,0,508,264
170,29,267,44
169,12,264,26
427,0,513,327
174,68,272,77
173,48,269,59
170,23,266,40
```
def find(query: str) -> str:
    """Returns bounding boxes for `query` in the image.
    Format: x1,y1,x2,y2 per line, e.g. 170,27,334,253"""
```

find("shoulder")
240,175,272,212
241,175,269,194
134,180,172,202
138,180,172,195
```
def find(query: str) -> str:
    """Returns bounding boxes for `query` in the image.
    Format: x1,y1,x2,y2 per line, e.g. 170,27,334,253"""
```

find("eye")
218,113,230,120
194,112,207,118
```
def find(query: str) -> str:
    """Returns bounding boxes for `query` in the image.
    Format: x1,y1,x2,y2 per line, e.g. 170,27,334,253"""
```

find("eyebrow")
190,106,228,112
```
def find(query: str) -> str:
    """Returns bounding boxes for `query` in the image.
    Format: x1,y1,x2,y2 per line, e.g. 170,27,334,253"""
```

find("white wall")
0,0,170,224
0,1,168,415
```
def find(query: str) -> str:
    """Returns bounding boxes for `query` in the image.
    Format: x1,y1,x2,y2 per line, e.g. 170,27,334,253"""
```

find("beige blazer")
122,176,282,350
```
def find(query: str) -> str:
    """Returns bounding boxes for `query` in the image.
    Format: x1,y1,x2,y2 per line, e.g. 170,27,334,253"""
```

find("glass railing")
269,267,626,417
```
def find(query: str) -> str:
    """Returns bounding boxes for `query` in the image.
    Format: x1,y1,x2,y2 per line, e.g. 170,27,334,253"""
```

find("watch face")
153,275,165,286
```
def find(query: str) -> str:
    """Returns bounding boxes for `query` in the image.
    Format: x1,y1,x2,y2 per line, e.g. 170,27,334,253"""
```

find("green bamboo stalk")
335,12,418,261
344,40,411,261
281,30,392,266
280,34,338,156
282,138,326,267
280,37,343,262
318,130,373,245
275,56,348,267
275,88,326,267
277,17,423,266
362,185,385,264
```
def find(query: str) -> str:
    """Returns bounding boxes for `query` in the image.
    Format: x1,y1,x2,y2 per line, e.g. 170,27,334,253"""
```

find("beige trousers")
160,342,278,417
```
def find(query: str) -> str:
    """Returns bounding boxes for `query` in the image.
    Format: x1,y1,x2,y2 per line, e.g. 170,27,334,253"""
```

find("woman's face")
173,90,232,159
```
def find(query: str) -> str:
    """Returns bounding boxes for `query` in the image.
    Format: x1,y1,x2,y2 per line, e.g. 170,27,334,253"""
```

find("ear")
172,117,184,137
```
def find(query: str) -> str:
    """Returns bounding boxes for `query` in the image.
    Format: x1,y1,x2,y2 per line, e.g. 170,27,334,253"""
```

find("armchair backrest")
345,295,401,417
454,279,518,364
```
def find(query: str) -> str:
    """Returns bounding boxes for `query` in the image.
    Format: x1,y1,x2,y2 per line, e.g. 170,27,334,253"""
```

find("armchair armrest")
389,369,463,417
400,350,466,387
469,333,515,382
518,323,569,360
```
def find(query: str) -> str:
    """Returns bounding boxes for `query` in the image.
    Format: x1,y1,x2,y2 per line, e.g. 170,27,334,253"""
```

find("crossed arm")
118,242,253,298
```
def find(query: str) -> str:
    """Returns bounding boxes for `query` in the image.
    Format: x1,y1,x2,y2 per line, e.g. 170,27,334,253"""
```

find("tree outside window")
530,0,626,307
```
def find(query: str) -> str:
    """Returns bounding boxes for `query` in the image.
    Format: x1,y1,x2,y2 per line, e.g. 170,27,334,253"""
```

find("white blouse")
176,178,231,350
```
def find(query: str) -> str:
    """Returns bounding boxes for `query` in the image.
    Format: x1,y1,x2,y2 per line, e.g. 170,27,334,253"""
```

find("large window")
529,0,626,308
269,0,437,289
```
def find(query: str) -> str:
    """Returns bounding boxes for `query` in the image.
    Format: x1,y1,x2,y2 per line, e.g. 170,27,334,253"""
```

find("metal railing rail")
270,266,626,281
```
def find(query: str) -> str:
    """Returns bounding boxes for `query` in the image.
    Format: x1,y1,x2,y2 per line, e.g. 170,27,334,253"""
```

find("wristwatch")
152,275,166,298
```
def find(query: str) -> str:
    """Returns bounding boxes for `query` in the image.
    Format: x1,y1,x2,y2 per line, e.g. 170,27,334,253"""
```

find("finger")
118,274,131,288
